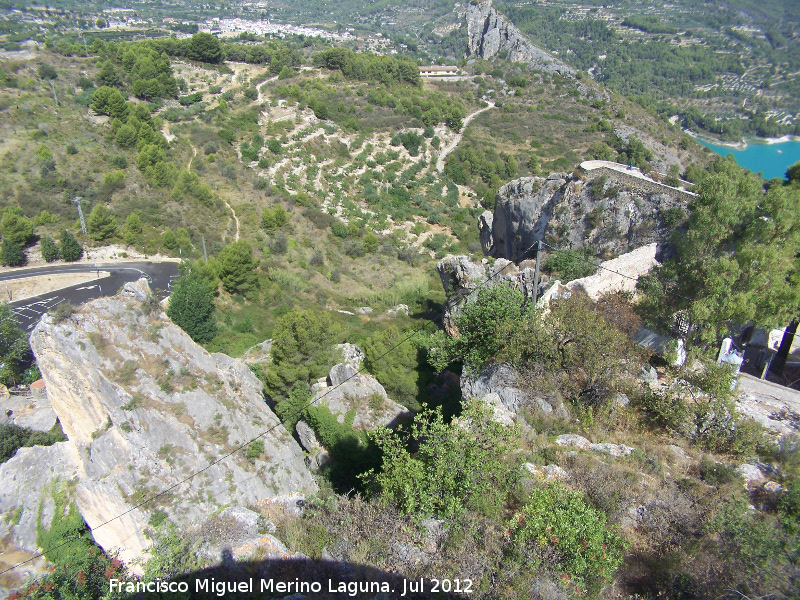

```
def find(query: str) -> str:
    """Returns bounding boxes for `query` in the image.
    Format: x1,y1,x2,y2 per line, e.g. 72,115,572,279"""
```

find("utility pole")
769,318,798,378
73,197,87,234
532,240,542,304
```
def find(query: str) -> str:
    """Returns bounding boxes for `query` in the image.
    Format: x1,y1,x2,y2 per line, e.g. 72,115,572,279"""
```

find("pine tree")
87,205,118,241
166,270,217,343
40,236,60,262
1,239,25,267
59,230,83,262
215,241,259,295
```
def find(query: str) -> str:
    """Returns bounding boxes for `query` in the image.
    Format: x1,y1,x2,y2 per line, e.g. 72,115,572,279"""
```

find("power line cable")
0,239,541,578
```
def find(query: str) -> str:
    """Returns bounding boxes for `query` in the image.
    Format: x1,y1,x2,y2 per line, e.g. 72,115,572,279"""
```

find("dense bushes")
166,268,217,344
0,423,66,464
312,48,420,86
214,241,259,296
366,402,518,519
8,481,127,600
510,483,626,594
0,303,34,387
363,326,429,411
542,248,598,282
265,310,341,401
638,363,766,456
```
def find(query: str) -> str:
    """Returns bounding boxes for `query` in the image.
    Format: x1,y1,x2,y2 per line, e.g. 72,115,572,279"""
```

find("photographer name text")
109,576,473,596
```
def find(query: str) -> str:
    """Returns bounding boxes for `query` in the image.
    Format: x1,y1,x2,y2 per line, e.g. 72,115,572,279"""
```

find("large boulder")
311,364,411,430
436,255,541,334
1,279,316,575
461,363,567,419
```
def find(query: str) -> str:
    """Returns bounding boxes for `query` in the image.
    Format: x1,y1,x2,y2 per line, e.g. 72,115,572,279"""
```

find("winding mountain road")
3,262,179,331
436,101,495,173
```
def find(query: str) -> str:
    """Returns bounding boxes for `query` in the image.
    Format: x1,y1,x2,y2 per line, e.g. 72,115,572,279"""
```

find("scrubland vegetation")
1,18,800,600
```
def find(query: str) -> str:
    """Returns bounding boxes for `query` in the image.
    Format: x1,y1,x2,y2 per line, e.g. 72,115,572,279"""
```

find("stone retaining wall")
580,164,696,203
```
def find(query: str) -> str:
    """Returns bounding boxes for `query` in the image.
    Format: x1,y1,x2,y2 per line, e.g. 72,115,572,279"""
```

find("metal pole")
202,237,207,262
74,197,87,234
532,240,541,304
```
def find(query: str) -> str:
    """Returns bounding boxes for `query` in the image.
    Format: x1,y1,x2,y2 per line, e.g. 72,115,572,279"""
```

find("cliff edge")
0,279,315,584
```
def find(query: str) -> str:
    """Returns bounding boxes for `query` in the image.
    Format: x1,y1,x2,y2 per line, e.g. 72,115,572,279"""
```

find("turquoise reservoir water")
697,138,800,180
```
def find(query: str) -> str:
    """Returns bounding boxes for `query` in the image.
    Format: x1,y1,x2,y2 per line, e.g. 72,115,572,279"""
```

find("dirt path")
436,101,495,173
223,199,240,242
162,122,175,143
187,142,239,241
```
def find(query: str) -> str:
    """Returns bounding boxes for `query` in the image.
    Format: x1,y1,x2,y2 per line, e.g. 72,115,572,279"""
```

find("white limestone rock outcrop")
461,363,568,420
1,279,315,574
555,434,635,457
311,364,411,430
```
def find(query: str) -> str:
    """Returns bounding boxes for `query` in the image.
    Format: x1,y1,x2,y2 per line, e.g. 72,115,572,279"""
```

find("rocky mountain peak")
466,0,574,74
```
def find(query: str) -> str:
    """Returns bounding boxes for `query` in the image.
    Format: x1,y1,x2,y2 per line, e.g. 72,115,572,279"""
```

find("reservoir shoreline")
688,133,800,180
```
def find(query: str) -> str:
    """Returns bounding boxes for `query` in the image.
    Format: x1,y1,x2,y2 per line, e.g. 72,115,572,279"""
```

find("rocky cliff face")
0,280,315,580
483,171,684,261
466,0,573,75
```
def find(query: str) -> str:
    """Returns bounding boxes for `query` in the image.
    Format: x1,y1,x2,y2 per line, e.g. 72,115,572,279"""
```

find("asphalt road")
4,262,179,332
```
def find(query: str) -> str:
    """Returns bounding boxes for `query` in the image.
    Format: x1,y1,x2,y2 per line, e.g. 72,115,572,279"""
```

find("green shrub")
265,309,340,400
215,240,259,295
1,239,25,267
330,220,349,238
36,480,95,566
366,401,518,520
428,285,529,374
638,377,766,457
275,381,312,431
510,483,626,595
0,423,66,464
246,439,264,460
17,494,125,600
305,403,378,492
0,207,34,247
261,205,288,231
363,326,428,411
59,229,83,262
543,249,598,282
148,508,169,528
87,204,118,241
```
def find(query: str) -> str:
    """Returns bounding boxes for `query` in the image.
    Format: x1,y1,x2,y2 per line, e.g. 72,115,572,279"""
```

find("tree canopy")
59,230,83,262
0,207,35,246
186,32,222,64
638,156,800,344
166,267,217,344
0,303,32,386
214,241,259,295
87,205,118,241
265,309,340,400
